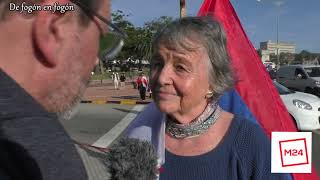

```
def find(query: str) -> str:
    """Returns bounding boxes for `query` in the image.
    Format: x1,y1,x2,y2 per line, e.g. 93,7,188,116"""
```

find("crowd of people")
110,71,152,100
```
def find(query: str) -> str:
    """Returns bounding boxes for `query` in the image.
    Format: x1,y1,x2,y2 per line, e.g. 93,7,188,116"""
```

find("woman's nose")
157,65,173,86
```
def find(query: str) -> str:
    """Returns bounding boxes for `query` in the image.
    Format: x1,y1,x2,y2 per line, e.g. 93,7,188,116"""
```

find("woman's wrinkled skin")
150,39,212,124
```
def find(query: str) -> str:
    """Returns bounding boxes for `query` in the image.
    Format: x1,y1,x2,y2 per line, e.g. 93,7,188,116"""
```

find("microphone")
105,137,158,180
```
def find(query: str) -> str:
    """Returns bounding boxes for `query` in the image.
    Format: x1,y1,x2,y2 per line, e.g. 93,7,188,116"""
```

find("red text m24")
284,149,304,156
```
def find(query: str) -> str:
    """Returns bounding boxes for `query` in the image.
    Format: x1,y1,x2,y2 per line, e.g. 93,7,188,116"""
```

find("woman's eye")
175,64,186,71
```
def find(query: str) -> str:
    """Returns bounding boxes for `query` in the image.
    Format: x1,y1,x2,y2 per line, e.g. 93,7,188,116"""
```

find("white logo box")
271,132,312,173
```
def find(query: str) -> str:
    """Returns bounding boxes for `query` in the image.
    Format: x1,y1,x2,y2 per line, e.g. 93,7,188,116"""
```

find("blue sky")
111,0,320,53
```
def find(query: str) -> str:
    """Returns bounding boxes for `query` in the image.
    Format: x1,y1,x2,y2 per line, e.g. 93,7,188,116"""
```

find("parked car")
276,65,320,96
274,81,320,131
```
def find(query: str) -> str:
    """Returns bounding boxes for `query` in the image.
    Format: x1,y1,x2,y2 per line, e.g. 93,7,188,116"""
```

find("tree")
109,10,136,61
138,16,173,63
269,53,277,64
296,50,312,62
270,52,294,65
293,50,319,64
256,49,262,58
98,12,174,72
280,52,295,65
144,16,173,34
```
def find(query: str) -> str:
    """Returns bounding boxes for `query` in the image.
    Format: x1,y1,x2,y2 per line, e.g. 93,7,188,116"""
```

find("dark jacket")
0,70,87,180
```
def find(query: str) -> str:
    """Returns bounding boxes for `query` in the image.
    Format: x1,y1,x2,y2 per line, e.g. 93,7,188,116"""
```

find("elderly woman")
126,16,290,180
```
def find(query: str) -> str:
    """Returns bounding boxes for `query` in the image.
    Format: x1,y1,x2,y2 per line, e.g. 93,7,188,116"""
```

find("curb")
81,99,151,105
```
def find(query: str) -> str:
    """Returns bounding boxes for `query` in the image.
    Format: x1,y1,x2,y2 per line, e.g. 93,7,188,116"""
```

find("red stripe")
197,0,319,179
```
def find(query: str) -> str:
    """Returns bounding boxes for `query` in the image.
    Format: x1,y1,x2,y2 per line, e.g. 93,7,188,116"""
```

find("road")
59,103,145,146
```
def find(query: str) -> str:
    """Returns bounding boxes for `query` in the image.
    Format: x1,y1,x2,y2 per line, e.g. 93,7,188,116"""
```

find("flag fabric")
198,0,319,179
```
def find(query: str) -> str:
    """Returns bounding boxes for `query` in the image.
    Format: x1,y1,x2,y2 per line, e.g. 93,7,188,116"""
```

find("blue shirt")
159,116,291,180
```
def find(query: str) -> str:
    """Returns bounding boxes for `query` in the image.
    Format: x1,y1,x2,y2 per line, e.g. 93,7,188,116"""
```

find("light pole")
274,1,284,68
258,0,284,68
276,6,279,67
180,0,186,18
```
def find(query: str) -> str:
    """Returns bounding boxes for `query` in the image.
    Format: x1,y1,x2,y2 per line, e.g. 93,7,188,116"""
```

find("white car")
274,81,320,131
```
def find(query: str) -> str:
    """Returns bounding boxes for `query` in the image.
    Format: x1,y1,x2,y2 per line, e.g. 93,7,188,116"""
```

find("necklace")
165,101,222,139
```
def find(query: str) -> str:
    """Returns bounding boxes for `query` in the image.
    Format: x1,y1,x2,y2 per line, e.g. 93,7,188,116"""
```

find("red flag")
197,0,319,179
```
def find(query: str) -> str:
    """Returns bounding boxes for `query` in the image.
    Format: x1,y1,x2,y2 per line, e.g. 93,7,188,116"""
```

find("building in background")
259,40,296,62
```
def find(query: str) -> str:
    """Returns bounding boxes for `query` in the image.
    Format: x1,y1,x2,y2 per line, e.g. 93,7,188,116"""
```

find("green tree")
300,50,312,61
144,16,173,34
269,53,277,64
270,52,294,65
98,13,174,72
280,52,295,65
294,50,315,64
109,10,136,61
256,49,262,58
139,16,173,63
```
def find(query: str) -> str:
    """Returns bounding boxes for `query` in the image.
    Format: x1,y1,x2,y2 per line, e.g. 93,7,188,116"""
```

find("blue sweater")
159,116,291,180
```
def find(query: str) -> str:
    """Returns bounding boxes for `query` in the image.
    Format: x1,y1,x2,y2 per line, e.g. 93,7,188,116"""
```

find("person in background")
120,73,126,89
112,72,120,90
0,0,125,179
136,72,149,100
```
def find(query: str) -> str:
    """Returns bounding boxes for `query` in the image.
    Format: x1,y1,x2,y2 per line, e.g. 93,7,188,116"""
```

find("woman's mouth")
157,91,175,99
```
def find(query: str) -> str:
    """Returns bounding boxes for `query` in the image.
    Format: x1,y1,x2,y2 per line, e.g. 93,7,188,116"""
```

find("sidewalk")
82,79,152,104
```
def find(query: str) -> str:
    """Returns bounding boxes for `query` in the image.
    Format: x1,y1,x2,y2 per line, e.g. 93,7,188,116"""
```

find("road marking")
120,100,137,105
92,105,145,148
92,100,107,104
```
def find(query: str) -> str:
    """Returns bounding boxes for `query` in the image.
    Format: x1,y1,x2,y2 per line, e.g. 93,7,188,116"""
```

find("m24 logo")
283,149,304,156
279,138,309,167
271,132,312,173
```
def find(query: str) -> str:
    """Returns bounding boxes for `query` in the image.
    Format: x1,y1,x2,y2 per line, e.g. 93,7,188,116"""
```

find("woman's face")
150,41,211,118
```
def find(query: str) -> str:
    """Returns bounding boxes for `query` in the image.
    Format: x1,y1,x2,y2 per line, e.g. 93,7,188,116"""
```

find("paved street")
60,103,145,145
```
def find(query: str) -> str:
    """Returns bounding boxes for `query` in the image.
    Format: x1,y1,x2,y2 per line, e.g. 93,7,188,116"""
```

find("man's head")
0,0,110,119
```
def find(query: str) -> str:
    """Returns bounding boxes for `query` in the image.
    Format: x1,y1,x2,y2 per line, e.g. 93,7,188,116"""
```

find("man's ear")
32,0,73,67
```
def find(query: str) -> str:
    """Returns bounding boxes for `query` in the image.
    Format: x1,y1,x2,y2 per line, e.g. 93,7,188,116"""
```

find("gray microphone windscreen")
105,138,158,180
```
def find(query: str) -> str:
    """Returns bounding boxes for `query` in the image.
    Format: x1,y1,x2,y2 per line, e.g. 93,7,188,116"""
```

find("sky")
111,0,320,53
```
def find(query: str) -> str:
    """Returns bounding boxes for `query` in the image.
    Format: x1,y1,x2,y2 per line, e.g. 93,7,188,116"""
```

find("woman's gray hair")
152,16,234,100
